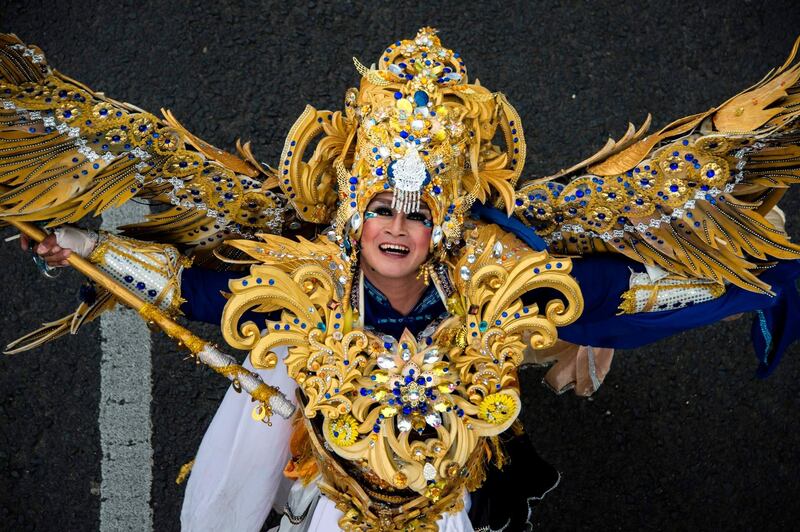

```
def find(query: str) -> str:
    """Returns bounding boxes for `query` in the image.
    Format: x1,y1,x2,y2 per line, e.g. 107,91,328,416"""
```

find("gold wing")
0,33,286,265
513,37,800,293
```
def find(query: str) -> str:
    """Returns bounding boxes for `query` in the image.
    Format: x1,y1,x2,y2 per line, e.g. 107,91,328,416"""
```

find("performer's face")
360,192,432,282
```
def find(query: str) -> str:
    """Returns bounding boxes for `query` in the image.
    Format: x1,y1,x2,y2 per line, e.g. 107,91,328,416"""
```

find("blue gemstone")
413,90,429,107
123,275,133,283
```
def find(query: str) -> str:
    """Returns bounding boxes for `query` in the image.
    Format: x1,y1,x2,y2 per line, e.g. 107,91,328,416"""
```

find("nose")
385,211,408,236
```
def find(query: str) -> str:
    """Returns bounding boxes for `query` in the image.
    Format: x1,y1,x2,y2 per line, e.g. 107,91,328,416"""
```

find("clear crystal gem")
460,266,471,281
350,212,361,230
377,356,396,369
432,225,443,244
492,241,504,258
401,349,411,361
423,349,440,364
397,415,412,432
425,413,442,428
423,462,437,481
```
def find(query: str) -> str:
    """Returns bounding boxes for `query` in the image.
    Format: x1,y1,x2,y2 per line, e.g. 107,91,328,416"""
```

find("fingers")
34,233,59,255
42,247,72,267
33,234,73,267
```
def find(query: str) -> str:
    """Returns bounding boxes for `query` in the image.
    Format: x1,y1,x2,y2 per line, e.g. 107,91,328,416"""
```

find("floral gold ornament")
219,221,581,509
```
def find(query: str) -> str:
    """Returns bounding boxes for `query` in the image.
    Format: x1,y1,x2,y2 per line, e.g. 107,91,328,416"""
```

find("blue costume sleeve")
473,202,800,376
179,267,267,326
561,259,800,376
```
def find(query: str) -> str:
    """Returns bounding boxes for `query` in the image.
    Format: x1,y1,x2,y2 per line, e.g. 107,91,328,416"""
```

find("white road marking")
99,203,153,531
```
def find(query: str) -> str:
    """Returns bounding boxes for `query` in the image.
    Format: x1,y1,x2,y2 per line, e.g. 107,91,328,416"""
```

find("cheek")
411,228,432,260
358,221,379,260
360,220,379,243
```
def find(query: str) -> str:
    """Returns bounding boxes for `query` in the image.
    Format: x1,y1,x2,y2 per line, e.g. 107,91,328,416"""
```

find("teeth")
379,243,409,254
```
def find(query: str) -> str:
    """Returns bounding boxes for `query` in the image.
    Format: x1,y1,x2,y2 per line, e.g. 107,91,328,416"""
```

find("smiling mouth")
379,243,410,256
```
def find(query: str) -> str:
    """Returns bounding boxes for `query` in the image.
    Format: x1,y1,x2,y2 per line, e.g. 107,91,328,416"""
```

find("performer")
3,28,800,530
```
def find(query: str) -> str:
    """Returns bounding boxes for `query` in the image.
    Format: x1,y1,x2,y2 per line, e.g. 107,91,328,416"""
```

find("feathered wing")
0,33,295,352
0,33,287,266
513,37,800,293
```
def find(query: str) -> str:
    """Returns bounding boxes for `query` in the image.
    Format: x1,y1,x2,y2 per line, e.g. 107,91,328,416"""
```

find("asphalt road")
1,1,799,530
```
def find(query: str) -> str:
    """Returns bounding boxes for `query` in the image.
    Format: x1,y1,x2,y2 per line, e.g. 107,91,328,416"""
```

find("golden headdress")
278,27,526,251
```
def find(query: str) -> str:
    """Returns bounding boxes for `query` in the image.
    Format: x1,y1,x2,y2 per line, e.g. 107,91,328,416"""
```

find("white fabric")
182,347,475,531
181,349,298,532
275,476,321,531
53,225,97,257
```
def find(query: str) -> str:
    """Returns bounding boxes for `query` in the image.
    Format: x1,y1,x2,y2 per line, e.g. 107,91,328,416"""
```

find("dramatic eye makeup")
364,200,432,227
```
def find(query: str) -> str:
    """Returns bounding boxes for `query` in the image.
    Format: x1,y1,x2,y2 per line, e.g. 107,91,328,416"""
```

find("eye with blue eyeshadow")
364,202,432,227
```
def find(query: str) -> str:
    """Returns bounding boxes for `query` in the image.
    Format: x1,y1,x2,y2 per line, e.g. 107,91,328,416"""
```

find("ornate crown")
278,27,527,252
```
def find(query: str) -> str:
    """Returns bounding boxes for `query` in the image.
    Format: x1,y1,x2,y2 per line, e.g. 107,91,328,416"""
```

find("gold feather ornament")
514,37,800,296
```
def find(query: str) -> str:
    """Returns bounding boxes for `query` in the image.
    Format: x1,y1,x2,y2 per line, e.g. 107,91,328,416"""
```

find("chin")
370,262,418,280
